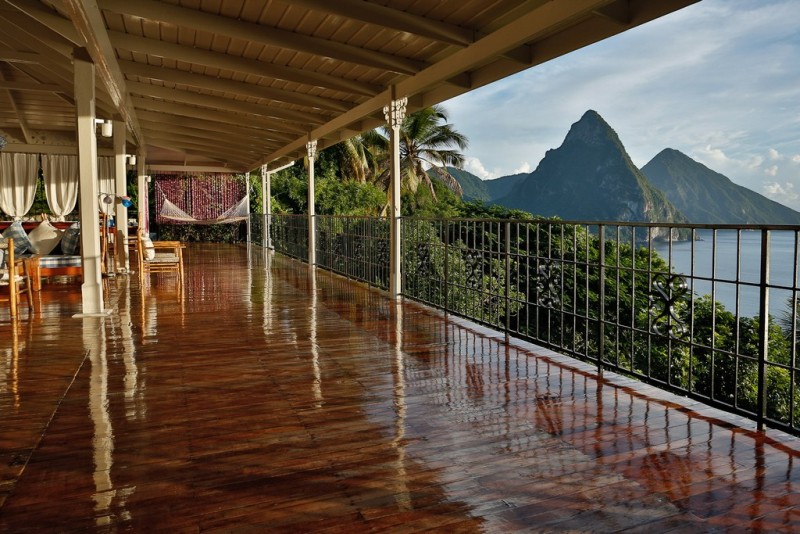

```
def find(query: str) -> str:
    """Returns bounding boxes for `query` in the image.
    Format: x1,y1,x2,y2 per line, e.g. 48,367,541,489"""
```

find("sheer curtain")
0,153,39,219
42,154,79,221
98,156,115,215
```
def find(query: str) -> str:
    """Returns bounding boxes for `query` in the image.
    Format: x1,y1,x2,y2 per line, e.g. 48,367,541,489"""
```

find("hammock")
159,195,249,224
155,176,250,224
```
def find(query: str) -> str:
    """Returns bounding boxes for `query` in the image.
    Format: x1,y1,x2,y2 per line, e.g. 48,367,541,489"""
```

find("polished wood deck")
2,244,800,532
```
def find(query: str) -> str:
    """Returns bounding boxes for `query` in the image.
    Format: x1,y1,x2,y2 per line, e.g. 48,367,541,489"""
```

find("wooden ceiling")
0,0,698,172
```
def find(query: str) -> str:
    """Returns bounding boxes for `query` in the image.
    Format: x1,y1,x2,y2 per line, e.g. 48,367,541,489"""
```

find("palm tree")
380,105,467,200
338,130,387,184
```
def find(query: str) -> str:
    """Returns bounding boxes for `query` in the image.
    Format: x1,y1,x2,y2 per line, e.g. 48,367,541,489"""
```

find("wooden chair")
136,230,184,284
1,238,33,318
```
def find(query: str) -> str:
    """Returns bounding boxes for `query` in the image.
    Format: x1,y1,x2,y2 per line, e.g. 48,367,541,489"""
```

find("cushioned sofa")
0,220,82,288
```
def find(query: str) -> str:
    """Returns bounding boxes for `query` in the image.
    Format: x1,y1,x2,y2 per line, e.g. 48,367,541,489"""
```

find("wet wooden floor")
2,244,800,532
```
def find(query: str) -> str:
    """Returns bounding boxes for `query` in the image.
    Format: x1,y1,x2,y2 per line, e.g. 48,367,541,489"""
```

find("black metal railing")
269,214,308,261
256,213,800,435
315,215,390,290
403,217,800,435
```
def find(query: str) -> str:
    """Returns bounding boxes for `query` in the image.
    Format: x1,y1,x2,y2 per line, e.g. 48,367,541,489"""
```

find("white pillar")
136,152,147,233
261,164,272,249
74,48,104,315
384,94,407,299
113,119,129,273
307,140,317,267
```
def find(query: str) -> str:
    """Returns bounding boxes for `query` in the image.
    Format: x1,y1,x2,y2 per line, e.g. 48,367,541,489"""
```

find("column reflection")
0,320,21,409
119,277,145,420
310,274,323,408
84,315,134,526
391,303,410,510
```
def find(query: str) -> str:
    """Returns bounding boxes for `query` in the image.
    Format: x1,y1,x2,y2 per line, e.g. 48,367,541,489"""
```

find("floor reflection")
391,303,411,511
0,320,21,410
3,246,800,532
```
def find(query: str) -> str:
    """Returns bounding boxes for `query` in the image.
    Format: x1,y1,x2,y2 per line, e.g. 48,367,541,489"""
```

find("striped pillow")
1,221,32,256
61,222,81,255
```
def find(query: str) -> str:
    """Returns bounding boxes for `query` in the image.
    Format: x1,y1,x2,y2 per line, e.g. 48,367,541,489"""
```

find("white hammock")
158,186,250,225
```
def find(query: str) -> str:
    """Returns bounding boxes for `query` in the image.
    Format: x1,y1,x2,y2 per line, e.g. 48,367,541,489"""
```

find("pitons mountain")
494,110,687,230
642,148,800,225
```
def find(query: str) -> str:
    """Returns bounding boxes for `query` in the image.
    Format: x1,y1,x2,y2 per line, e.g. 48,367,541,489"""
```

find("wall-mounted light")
94,118,112,138
100,192,134,208
126,154,137,166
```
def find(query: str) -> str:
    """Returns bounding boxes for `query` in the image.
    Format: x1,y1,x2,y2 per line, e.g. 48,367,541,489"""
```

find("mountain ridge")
641,148,800,225
445,111,800,226
493,110,687,231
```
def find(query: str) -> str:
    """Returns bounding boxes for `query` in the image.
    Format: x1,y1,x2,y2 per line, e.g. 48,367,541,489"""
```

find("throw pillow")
1,221,32,256
142,235,156,260
61,222,81,255
27,221,64,255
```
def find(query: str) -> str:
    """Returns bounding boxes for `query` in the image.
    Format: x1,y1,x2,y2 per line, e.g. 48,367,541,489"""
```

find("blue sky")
444,0,800,210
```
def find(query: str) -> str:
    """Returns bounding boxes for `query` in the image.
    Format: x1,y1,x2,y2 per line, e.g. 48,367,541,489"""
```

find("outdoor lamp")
95,119,112,138
99,192,134,208
127,154,137,166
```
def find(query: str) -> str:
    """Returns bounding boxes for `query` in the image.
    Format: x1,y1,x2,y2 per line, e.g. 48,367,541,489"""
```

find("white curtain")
98,156,115,214
42,155,79,221
0,152,39,219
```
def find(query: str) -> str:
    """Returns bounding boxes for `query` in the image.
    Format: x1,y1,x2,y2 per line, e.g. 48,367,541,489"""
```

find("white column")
136,152,147,233
384,94,407,299
261,164,272,249
113,119,129,273
307,140,317,267
74,48,104,315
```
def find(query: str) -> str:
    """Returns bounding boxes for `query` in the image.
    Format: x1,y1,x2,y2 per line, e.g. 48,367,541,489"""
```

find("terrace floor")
1,244,800,532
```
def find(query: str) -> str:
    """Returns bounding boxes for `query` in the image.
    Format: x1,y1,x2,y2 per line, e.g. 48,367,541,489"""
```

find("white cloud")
695,145,730,165
763,181,799,201
444,0,800,207
463,157,492,180
512,162,531,174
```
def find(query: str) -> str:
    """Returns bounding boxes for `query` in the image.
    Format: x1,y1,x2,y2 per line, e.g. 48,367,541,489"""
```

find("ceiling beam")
135,110,295,143
0,48,42,64
0,79,66,92
60,0,144,147
0,70,33,143
146,145,240,168
126,81,326,128
119,60,350,112
138,120,282,152
143,132,258,160
98,0,425,75
108,31,379,97
593,0,631,25
4,0,83,45
285,0,474,46
130,96,303,137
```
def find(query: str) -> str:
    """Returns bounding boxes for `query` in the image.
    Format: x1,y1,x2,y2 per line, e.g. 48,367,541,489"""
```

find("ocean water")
652,229,799,318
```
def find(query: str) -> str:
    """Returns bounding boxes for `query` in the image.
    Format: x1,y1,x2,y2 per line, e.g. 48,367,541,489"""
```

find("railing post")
444,219,449,316
757,229,770,430
505,221,511,343
598,224,605,375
